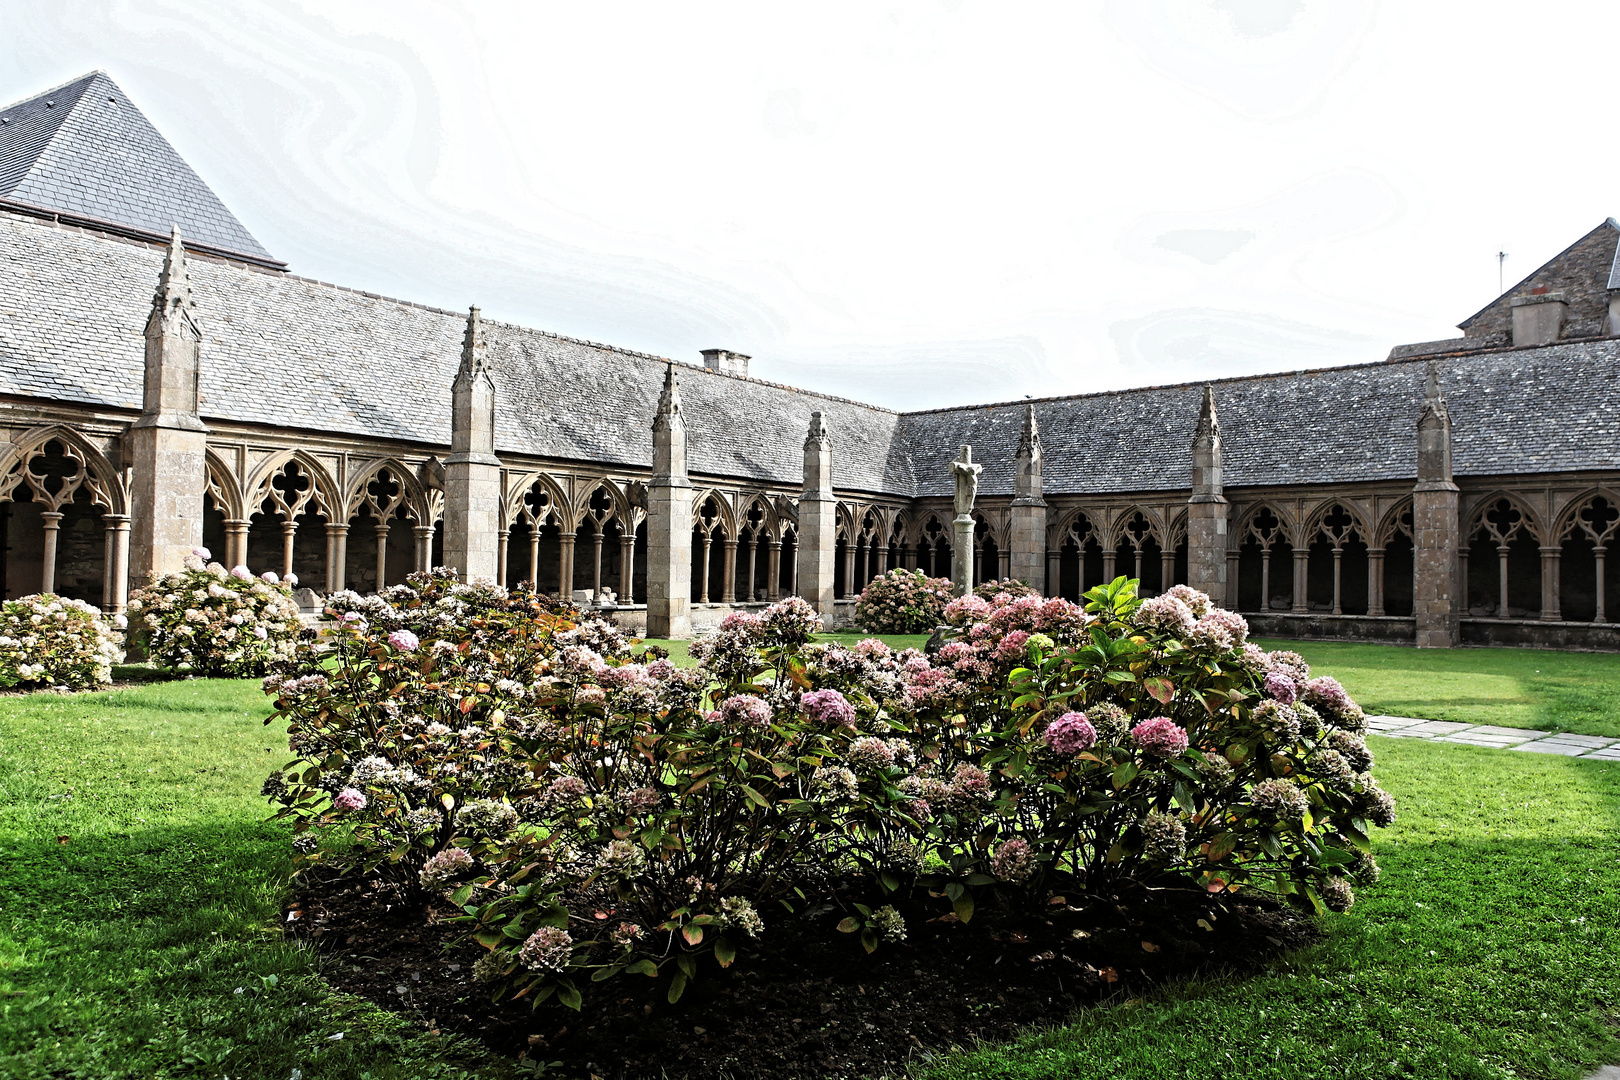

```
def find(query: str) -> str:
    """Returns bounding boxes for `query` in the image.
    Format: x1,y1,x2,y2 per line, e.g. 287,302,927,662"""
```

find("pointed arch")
244,449,339,522
204,448,244,520
0,425,126,514
345,457,431,524
1466,491,1545,545
1302,499,1370,548
691,489,735,538
1553,487,1620,542
1110,505,1165,549
503,471,567,530
571,476,632,531
1375,498,1415,547
1236,501,1294,545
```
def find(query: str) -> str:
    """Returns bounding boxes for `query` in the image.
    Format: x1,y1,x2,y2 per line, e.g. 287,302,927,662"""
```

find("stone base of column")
951,515,974,596
1008,502,1046,591
443,456,501,581
645,483,692,639
1413,483,1460,648
796,495,837,618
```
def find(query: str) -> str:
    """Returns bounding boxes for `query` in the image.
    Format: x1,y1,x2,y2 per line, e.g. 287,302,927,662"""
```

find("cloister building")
1,71,1616,648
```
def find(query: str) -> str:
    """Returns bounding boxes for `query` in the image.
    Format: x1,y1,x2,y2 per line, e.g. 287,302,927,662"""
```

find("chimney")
1510,286,1567,346
701,349,751,378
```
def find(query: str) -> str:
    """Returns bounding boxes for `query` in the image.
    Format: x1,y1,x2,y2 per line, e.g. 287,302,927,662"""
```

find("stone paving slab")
1368,717,1619,761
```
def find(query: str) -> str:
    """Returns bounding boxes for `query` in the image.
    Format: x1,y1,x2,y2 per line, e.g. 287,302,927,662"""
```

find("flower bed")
854,568,954,633
0,594,124,689
264,572,1391,1042
127,548,302,677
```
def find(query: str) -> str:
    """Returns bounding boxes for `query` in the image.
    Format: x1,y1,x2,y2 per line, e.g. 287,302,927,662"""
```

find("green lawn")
3,664,1618,1079
921,738,1620,1080
0,679,508,1080
1259,639,1620,738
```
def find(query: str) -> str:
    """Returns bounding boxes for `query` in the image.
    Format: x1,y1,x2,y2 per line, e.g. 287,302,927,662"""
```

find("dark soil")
286,872,1318,1080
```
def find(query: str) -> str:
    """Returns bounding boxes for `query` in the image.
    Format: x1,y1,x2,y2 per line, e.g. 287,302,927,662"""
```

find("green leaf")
714,936,737,967
626,959,658,977
667,971,688,1004
1143,676,1175,704
1104,670,1137,685
1207,831,1238,864
836,917,860,933
1172,781,1196,815
1112,762,1139,790
449,883,474,907
953,891,975,923
681,923,704,946
590,964,621,982
740,784,770,809
473,929,505,949
861,929,878,954
557,981,582,1011
944,881,965,902
879,870,900,892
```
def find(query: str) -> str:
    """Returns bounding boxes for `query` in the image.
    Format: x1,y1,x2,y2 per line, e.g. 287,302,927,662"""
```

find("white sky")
3,0,1616,410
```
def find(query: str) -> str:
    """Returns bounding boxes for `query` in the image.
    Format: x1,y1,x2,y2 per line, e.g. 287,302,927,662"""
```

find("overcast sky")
3,1,1616,410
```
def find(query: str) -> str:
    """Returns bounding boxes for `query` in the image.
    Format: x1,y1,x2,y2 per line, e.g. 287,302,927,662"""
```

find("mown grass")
920,737,1620,1080
0,679,507,1080
1259,639,1620,738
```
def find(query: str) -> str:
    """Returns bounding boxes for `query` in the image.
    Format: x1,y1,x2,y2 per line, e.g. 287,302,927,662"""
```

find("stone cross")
949,444,982,520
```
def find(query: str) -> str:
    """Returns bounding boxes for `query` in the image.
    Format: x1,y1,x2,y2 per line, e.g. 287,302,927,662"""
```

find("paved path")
1366,715,1620,760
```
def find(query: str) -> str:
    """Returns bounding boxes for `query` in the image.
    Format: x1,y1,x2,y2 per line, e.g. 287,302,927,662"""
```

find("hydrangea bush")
263,573,1392,1016
127,548,302,676
973,578,1039,601
854,568,954,633
0,594,124,689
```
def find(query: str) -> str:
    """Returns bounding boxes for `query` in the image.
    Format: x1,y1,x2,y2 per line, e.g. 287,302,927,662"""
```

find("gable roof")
0,72,280,269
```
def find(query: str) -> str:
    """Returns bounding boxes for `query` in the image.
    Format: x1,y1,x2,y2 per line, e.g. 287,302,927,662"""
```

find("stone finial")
805,410,830,448
653,362,684,431
1013,404,1044,505
1416,361,1454,487
147,224,199,341
1190,384,1224,502
460,305,488,377
1195,384,1219,439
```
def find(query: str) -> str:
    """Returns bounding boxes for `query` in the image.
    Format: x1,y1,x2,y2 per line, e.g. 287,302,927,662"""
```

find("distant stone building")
2,72,1616,647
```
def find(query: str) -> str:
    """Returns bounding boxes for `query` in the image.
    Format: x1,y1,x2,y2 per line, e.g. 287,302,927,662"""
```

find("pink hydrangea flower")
388,629,421,652
261,571,280,584
1043,712,1097,755
1131,717,1189,758
191,546,211,560
284,572,299,587
799,688,855,727
1263,671,1298,704
991,838,1036,882
230,565,252,580
253,625,268,640
333,787,367,811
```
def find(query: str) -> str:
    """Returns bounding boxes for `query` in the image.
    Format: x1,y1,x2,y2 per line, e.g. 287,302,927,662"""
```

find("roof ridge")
0,70,100,116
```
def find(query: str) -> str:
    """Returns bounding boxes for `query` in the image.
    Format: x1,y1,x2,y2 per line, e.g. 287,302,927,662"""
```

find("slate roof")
903,344,1620,498
0,72,278,267
0,210,913,494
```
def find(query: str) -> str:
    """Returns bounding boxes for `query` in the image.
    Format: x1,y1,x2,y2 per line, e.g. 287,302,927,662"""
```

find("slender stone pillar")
1185,386,1229,602
592,528,605,596
224,518,250,570
40,511,64,593
841,543,857,599
646,365,692,637
1291,550,1309,613
766,540,781,600
746,537,759,601
619,534,635,604
373,522,389,590
1539,547,1561,621
106,516,130,612
1413,362,1461,647
498,528,511,587
1224,551,1240,609
1367,547,1385,616
560,532,577,595
129,226,208,587
443,307,501,581
414,525,434,574
1010,404,1049,592
327,523,348,591
721,539,738,603
281,520,298,580
1160,549,1176,591
796,412,837,617
949,445,983,596
699,533,714,603
1102,547,1116,582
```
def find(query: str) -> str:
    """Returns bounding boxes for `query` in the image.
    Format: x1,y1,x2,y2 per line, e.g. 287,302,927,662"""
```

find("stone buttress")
1007,404,1047,589
1413,362,1460,647
443,306,502,581
646,364,693,638
1185,385,1230,604
796,412,837,618
128,226,206,589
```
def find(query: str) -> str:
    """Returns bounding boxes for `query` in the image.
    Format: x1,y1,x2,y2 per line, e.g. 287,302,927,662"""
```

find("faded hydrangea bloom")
1086,702,1131,744
884,839,926,874
471,950,507,984
871,904,906,943
1327,730,1374,772
718,896,764,938
1308,749,1356,789
718,693,773,731
609,921,644,949
1354,780,1397,827
1133,594,1195,637
1252,700,1302,745
1043,712,1097,755
597,839,648,880
1141,810,1186,862
846,736,896,773
1320,876,1355,912
990,838,1036,883
518,927,573,973
1131,717,1189,758
457,799,518,836
812,765,859,804
1162,584,1212,618
1350,849,1381,886
1194,751,1234,787
799,688,856,727
333,787,367,812
1251,778,1309,821
419,846,474,889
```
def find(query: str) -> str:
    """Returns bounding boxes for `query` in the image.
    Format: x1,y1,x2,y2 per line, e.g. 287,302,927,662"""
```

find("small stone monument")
949,444,982,596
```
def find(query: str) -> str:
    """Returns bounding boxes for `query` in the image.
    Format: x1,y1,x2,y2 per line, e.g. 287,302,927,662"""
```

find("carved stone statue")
949,444,982,520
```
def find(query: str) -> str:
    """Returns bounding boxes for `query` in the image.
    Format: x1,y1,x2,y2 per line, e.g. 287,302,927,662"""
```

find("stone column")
106,516,130,613
952,517,975,595
592,528,606,596
766,540,782,601
746,536,759,601
327,523,348,591
1413,362,1461,647
699,533,714,603
130,227,208,586
282,520,298,580
619,533,636,604
1539,546,1561,621
1596,546,1608,624
414,525,434,574
721,538,738,603
796,413,837,617
528,529,542,589
1102,547,1116,582
1291,550,1309,613
224,519,250,570
1160,549,1176,592
1225,551,1240,609
1185,386,1230,602
1367,547,1385,616
39,511,63,594
443,307,502,581
646,365,693,637
1045,548,1061,596
498,528,510,587
1331,546,1344,615
1007,405,1047,589
373,522,390,590
560,532,576,595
